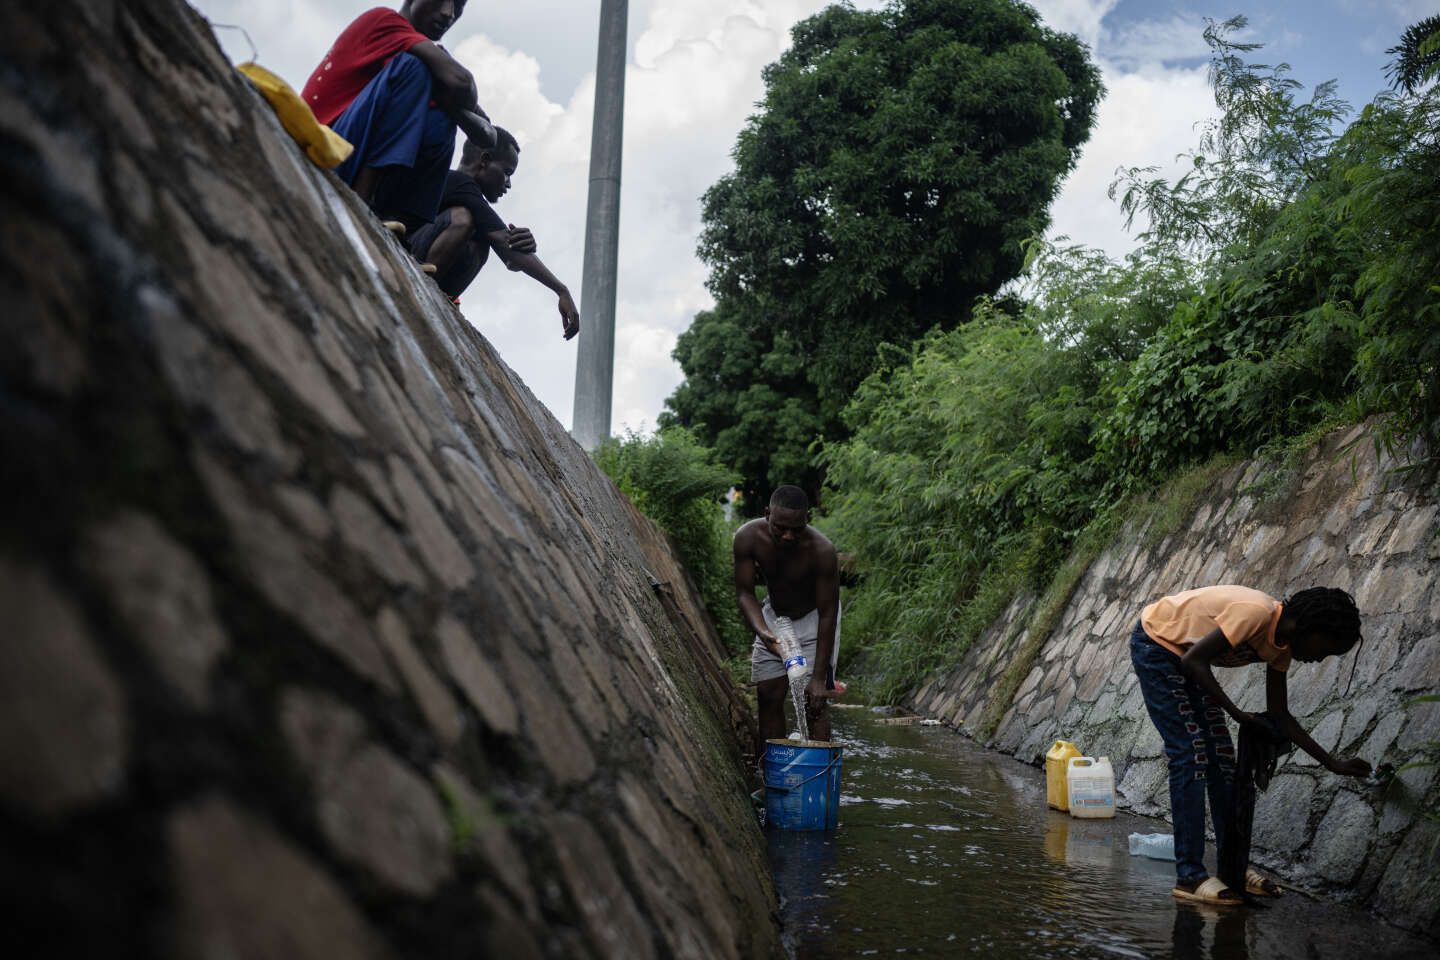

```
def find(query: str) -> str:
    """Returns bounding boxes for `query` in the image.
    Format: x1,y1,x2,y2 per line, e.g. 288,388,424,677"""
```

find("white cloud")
190,0,1224,435
446,1,857,434
1101,13,1214,68
1028,0,1121,50
1045,62,1216,259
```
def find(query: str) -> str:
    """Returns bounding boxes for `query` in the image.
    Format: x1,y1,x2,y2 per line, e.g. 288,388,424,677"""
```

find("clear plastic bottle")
1127,832,1176,861
772,615,809,681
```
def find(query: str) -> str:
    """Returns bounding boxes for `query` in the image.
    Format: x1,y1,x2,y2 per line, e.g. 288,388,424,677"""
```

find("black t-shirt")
441,171,506,239
409,172,511,299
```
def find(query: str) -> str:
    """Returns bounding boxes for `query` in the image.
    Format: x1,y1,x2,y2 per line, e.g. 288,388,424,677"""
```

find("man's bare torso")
734,518,835,618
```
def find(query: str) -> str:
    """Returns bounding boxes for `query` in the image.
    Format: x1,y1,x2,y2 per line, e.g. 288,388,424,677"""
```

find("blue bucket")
764,739,843,831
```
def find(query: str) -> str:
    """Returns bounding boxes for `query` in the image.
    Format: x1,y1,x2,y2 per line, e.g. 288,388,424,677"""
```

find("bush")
593,428,749,655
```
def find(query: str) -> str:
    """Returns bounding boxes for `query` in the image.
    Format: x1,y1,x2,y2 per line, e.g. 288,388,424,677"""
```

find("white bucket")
1067,756,1115,819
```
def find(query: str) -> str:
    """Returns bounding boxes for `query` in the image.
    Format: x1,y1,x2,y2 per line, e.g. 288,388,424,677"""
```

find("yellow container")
1045,740,1081,811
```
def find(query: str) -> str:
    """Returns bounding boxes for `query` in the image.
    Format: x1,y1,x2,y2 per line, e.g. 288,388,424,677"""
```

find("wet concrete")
768,710,1435,959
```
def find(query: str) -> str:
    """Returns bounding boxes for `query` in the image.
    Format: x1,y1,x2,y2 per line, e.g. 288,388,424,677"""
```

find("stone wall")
0,3,779,957
908,426,1440,934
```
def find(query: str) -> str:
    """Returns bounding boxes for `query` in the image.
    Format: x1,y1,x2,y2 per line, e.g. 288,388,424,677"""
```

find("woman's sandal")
1245,867,1282,897
1172,876,1244,906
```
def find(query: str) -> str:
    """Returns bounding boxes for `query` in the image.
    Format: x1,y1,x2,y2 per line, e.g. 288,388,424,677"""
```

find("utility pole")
571,0,627,450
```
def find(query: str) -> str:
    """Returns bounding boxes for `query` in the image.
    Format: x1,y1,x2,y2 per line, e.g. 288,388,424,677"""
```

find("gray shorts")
750,599,841,684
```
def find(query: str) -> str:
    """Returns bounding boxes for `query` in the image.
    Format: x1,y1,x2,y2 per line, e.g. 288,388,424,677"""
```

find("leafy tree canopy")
662,0,1102,508
1386,14,1440,94
823,15,1440,699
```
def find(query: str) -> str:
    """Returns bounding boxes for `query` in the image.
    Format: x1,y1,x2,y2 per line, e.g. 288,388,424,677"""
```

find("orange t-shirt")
1141,585,1290,672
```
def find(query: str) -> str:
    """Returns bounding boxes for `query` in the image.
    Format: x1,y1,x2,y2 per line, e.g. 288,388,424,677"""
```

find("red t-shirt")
301,7,429,126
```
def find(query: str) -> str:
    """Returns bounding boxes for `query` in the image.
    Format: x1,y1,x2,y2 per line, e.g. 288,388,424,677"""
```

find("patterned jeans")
1129,621,1237,885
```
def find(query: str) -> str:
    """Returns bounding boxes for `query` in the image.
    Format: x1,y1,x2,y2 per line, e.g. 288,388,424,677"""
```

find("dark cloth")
1130,620,1238,886
301,7,429,126
408,207,487,298
1220,711,1292,893
439,171,507,236
331,53,456,227
409,172,508,298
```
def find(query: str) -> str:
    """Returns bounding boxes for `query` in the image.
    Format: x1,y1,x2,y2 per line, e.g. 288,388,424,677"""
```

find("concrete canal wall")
908,425,1440,934
0,2,779,957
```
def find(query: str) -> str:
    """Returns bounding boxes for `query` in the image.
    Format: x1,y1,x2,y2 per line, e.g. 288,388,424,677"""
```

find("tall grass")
594,428,749,656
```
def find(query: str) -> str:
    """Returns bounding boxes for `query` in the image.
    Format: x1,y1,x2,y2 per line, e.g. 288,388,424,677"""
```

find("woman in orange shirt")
1130,585,1371,905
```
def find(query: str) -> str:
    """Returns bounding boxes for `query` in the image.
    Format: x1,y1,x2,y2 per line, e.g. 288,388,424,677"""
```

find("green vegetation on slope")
593,429,748,656
823,16,1440,700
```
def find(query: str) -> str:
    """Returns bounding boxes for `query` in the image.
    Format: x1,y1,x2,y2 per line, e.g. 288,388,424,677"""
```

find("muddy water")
768,710,1434,959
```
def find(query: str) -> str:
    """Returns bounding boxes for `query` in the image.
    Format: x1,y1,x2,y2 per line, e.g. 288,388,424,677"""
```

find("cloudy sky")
192,0,1430,435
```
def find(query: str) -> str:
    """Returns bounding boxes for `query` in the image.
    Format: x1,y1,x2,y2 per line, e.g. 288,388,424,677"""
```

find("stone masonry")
0,2,780,957
908,426,1440,935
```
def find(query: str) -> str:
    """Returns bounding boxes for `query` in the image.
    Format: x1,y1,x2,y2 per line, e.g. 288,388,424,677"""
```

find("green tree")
662,304,824,506
1386,14,1440,95
1341,84,1440,459
662,0,1102,508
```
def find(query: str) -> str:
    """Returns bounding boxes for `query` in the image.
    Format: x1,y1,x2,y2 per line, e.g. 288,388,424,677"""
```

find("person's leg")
332,53,430,184
752,609,787,760
352,166,384,205
371,101,456,230
1130,622,1210,889
805,677,831,742
329,53,453,225
416,206,476,275
757,677,787,752
1190,677,1238,875
434,237,486,301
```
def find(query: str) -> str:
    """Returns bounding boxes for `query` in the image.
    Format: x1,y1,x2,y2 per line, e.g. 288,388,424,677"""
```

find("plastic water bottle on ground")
1128,832,1176,861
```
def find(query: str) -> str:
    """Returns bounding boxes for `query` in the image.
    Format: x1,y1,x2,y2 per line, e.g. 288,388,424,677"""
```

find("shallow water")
767,710,1434,959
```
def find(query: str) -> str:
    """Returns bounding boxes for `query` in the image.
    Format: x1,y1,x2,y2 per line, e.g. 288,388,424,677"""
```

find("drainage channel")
766,709,1434,958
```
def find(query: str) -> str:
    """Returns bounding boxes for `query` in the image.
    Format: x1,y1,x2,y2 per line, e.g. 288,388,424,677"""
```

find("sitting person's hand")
505,224,537,254
558,290,580,340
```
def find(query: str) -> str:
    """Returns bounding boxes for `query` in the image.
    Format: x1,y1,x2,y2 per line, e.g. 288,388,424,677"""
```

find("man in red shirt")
301,2,493,232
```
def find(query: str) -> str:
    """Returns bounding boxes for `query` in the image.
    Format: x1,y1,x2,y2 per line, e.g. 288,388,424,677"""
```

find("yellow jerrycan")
1045,740,1081,811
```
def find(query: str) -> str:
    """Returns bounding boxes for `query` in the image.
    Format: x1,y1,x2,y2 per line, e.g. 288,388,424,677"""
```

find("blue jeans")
1129,621,1237,885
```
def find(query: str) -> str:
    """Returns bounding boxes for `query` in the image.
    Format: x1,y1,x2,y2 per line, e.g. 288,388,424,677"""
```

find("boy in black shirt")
410,128,579,340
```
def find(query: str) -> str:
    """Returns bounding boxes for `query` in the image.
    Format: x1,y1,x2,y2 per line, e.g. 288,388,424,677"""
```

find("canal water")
767,709,1434,959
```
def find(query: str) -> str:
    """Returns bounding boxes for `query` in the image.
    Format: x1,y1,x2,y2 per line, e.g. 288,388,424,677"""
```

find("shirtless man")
734,485,841,747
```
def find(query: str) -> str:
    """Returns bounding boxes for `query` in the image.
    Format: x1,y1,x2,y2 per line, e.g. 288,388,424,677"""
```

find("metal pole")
572,0,628,450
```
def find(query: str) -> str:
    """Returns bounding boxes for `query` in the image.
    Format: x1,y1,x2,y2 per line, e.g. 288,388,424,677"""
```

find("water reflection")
1173,906,1250,960
768,830,840,950
768,711,1433,960
1044,813,1120,870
